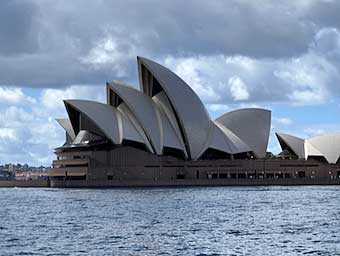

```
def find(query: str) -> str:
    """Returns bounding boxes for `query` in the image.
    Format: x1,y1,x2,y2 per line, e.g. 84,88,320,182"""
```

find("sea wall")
0,180,49,188
50,178,340,188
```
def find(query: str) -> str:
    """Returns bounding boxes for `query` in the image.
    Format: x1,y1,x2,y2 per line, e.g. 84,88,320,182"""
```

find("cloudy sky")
1,0,340,166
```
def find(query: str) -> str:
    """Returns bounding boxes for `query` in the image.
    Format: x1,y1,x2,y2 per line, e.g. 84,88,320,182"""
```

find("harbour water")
1,186,340,255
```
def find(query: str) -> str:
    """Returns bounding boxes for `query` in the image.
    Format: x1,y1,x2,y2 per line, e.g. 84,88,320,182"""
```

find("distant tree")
265,152,274,159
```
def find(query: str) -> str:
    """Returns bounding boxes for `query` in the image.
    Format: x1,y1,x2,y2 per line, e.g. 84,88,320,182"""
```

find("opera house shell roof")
276,132,340,164
58,56,271,160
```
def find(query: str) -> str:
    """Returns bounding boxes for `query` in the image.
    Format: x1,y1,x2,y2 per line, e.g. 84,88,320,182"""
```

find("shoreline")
0,180,49,188
2,178,340,188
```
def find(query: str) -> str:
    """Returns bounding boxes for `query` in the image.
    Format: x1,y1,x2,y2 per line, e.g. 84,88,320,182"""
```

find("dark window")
196,170,199,179
257,174,264,179
277,173,284,179
266,173,274,179
107,175,113,180
151,76,163,96
247,173,256,179
65,163,88,168
122,139,148,152
307,155,327,163
238,173,246,179
230,173,237,179
233,152,250,160
212,173,218,179
176,174,185,179
66,175,86,180
298,171,306,178
163,147,186,159
219,173,228,179
284,173,291,178
199,148,231,160
50,176,65,181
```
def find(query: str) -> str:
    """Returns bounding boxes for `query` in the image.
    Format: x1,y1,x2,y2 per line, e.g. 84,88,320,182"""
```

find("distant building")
8,164,14,173
15,172,48,181
0,163,49,181
0,170,12,180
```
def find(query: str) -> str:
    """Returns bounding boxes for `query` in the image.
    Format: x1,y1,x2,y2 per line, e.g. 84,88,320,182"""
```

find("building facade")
48,57,340,187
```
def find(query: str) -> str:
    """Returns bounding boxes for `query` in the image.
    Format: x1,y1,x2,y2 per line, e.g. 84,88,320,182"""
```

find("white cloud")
0,106,34,127
0,87,35,105
304,128,325,137
0,128,18,141
289,89,325,105
207,104,229,112
0,85,108,166
41,85,105,113
80,36,135,76
163,27,340,106
0,104,64,165
274,117,293,126
313,27,340,57
81,37,119,65
165,57,220,102
228,76,249,101
238,103,263,109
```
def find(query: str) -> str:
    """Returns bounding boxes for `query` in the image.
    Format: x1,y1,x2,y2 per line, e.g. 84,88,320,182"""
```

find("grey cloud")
34,0,315,58
165,26,340,106
0,0,39,56
307,1,340,29
0,0,335,87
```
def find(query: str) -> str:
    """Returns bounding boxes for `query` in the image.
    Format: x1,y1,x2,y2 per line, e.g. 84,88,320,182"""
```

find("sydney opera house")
48,57,340,187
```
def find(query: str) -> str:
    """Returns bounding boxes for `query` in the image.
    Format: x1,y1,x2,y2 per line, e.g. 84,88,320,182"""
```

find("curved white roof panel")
197,121,252,158
152,91,187,156
308,132,340,164
276,133,305,159
203,122,234,154
156,103,186,152
107,81,162,154
56,118,76,141
72,130,103,145
216,108,271,158
276,132,340,164
137,56,211,160
305,141,323,158
64,100,121,144
214,121,252,154
117,103,154,153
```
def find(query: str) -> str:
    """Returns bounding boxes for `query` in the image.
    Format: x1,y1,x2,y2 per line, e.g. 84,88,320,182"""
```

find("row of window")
176,171,340,180
56,155,88,160
205,171,340,179
207,172,296,179
50,175,86,181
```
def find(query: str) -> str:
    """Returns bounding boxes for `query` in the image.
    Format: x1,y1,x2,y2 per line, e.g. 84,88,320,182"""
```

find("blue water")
0,187,340,255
